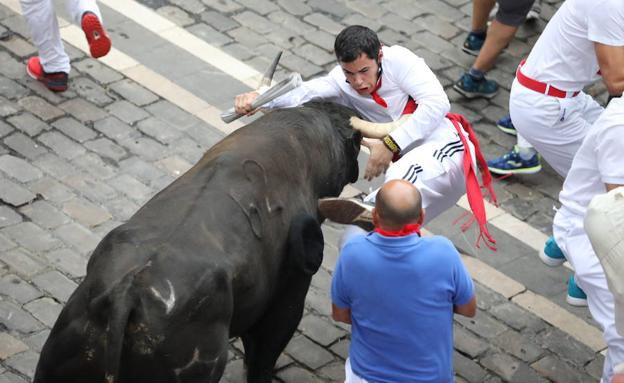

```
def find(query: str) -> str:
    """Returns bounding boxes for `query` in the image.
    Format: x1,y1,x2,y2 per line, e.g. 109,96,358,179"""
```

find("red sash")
374,223,421,237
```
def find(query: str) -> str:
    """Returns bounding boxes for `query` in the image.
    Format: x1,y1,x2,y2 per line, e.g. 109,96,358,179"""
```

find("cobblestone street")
0,0,612,381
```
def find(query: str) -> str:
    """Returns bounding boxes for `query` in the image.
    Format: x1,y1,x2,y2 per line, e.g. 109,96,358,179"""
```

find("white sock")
517,146,537,160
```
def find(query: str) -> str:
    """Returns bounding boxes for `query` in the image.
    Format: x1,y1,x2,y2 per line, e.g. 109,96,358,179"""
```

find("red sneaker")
81,12,111,58
26,57,68,92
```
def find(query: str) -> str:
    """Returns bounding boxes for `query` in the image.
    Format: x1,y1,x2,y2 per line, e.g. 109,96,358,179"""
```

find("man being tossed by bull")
235,25,496,247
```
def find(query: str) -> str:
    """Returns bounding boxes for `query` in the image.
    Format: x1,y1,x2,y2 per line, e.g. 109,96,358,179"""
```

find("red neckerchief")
374,223,421,237
370,72,387,108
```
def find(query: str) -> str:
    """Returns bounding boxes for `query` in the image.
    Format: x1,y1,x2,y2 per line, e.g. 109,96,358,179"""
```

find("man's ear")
378,48,383,62
418,208,426,225
372,207,379,228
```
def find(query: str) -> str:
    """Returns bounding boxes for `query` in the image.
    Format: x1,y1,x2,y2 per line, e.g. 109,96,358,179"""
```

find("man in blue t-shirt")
331,180,477,383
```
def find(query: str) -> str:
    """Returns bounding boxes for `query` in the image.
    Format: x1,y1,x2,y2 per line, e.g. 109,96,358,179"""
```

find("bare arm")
454,295,477,317
595,43,624,96
606,183,624,192
332,303,352,324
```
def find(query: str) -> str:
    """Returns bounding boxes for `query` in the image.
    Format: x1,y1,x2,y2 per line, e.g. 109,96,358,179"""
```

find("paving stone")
536,328,596,366
2,221,61,254
109,79,159,107
276,0,311,15
108,174,153,202
454,310,507,340
186,23,232,47
155,155,192,177
38,131,87,160
63,198,112,228
480,352,522,381
7,112,49,137
298,315,348,347
221,358,245,383
0,332,28,360
54,222,100,256
453,325,489,359
199,10,240,32
42,248,86,279
201,0,243,12
0,299,44,333
170,0,205,13
71,77,115,106
454,350,487,382
156,5,194,26
489,302,546,333
0,35,36,58
18,201,66,230
0,372,28,383
119,156,166,184
281,52,324,79
303,13,344,35
72,152,117,180
317,360,345,382
73,58,124,84
32,270,78,303
94,116,139,142
221,42,255,61
294,43,335,66
23,329,49,353
59,98,107,123
226,26,270,49
234,0,279,15
531,355,589,383
0,178,36,206
33,153,79,180
0,274,42,304
85,137,128,161
492,330,544,363
0,96,19,117
16,96,64,122
146,100,202,130
1,14,30,38
29,177,74,204
474,283,507,310
137,117,182,144
304,29,335,52
63,174,118,201
268,11,316,35
51,117,97,143
121,136,168,161
0,201,21,228
105,100,150,125
0,51,23,80
277,365,322,383
4,349,38,378
285,334,334,369
106,197,140,221
584,353,604,381
4,132,47,160
233,10,276,34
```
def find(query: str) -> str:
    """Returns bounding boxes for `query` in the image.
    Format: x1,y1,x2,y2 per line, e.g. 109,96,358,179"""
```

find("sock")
468,67,485,81
517,146,537,160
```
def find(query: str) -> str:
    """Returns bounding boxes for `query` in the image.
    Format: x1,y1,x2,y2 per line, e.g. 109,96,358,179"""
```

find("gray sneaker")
318,197,374,231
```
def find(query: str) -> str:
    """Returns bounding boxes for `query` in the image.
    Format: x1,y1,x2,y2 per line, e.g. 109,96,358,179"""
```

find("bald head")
374,180,423,230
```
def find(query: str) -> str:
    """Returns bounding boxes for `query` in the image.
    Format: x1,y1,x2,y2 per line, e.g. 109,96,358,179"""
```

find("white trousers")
364,118,474,224
509,78,604,178
344,358,369,383
19,0,103,73
554,209,624,383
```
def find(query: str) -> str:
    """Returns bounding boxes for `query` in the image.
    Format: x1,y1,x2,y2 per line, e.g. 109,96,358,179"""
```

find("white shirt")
522,0,624,91
266,45,450,151
559,97,624,219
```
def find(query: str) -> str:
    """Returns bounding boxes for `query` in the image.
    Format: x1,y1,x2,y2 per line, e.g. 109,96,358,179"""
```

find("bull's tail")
89,272,136,383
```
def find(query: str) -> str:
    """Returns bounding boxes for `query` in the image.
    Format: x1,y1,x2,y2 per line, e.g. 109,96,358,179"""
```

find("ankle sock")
517,146,537,160
468,67,486,81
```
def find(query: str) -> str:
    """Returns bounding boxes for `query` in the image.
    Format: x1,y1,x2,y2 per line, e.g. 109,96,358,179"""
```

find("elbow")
603,74,624,96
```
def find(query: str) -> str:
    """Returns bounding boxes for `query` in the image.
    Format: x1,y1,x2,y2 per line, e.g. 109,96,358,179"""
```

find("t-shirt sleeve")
587,1,624,47
331,251,351,309
597,124,624,185
449,243,475,306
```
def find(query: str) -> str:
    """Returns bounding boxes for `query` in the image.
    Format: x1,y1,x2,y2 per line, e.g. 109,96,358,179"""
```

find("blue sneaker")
496,115,517,136
567,275,588,307
453,73,499,99
539,236,566,266
462,32,486,56
487,145,542,175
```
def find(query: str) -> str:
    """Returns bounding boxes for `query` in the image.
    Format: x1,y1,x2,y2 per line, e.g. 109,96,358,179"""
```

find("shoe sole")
487,164,542,175
496,124,517,136
318,198,373,231
453,84,498,99
461,47,480,56
566,295,588,307
26,61,68,92
538,249,565,267
82,14,111,58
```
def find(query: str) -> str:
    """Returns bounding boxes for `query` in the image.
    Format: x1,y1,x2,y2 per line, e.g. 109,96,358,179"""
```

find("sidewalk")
0,0,610,382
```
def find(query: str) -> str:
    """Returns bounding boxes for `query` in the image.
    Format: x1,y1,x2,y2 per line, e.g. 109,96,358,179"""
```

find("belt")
516,59,580,98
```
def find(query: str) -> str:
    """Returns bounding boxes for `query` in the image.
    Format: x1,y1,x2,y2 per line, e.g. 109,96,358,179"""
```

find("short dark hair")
375,185,422,227
334,25,381,63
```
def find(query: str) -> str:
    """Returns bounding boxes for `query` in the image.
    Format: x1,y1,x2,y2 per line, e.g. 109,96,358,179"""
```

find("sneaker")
453,73,499,99
539,236,566,267
81,12,111,58
496,115,517,136
26,57,68,92
487,146,542,175
526,0,541,21
567,275,588,307
462,32,486,56
318,197,374,232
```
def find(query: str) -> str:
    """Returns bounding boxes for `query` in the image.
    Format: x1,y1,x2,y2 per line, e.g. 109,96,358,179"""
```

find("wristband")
382,135,401,154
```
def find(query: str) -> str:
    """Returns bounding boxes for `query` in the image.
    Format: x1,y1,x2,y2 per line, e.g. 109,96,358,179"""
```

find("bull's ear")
287,213,324,276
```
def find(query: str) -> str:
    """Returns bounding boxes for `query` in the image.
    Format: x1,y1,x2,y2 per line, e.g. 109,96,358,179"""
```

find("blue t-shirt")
331,233,474,383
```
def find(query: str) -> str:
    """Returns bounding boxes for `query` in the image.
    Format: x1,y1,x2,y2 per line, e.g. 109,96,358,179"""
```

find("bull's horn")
259,51,283,89
349,114,411,139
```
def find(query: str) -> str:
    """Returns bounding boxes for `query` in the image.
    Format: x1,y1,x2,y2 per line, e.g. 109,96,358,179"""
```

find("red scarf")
399,99,498,250
374,223,421,237
370,75,387,108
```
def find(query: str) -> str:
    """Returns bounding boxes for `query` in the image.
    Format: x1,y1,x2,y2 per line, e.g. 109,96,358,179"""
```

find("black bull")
34,102,362,383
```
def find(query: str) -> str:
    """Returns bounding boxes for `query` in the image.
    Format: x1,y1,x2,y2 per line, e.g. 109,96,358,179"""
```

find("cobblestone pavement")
0,0,612,382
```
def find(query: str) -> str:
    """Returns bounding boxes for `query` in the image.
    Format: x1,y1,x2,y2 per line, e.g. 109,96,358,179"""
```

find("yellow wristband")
382,135,400,154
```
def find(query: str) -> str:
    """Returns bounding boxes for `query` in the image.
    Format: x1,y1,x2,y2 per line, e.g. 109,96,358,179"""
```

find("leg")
471,0,496,32
20,0,70,73
472,20,518,72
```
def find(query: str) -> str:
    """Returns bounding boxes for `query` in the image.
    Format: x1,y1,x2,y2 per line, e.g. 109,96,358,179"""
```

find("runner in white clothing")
235,25,496,247
553,96,624,383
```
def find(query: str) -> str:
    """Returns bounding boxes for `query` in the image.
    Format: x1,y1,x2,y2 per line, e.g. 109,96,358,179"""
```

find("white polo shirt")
267,45,450,151
559,97,624,219
522,0,624,92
